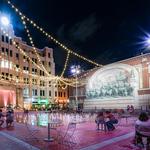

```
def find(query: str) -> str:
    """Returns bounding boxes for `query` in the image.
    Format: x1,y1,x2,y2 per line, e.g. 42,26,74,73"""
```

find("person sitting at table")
105,111,118,131
129,105,134,114
135,111,150,148
0,109,4,127
95,112,105,130
6,110,14,128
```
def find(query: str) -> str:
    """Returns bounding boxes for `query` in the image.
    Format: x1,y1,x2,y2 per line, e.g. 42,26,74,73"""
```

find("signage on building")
37,98,49,105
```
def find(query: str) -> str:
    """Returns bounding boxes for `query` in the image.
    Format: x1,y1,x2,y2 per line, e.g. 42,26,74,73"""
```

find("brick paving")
0,112,137,150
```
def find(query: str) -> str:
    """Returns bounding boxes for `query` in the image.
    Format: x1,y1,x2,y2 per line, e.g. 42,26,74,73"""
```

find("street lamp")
1,16,10,26
71,65,81,110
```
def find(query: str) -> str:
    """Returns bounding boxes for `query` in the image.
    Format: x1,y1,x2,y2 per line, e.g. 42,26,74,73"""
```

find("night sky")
1,0,150,76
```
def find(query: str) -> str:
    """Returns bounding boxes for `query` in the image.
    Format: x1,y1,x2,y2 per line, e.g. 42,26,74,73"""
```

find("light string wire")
4,0,98,87
20,16,50,77
6,0,102,67
60,51,70,77
1,29,78,87
1,28,57,80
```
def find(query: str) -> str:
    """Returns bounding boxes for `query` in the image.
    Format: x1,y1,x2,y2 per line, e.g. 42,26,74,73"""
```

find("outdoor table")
121,114,131,124
44,119,62,142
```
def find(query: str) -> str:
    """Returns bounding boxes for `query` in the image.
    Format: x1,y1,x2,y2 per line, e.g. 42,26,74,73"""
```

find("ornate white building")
69,54,150,110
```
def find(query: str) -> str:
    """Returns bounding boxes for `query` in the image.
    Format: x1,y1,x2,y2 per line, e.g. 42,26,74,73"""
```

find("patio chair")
56,122,77,149
23,122,40,142
135,124,150,149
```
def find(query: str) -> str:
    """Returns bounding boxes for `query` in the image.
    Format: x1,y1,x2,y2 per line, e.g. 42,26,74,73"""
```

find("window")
10,74,12,79
23,88,29,96
42,61,44,65
10,39,12,45
49,62,51,67
16,53,19,59
40,90,45,96
40,90,42,96
2,35,4,42
49,91,51,96
49,81,51,87
64,92,66,97
2,72,4,79
6,48,8,55
32,68,34,73
6,73,9,80
15,42,19,48
48,53,50,58
10,50,13,57
43,90,45,96
32,89,37,96
55,91,57,97
6,36,9,43
2,47,4,53
16,64,19,68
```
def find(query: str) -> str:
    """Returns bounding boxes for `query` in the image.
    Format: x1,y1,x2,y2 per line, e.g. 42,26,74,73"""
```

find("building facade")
0,13,69,109
69,54,150,110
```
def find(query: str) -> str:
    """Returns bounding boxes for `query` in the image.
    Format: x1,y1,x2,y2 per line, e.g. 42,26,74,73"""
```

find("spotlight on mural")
86,65,139,99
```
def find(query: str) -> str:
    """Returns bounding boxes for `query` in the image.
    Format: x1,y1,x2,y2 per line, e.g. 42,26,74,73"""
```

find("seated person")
95,112,105,130
6,110,14,128
135,112,150,148
105,111,118,131
129,105,134,114
0,109,4,127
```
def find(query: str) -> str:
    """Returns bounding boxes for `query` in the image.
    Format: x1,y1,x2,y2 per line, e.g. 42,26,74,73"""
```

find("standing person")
0,109,4,127
105,111,118,131
6,110,14,128
135,112,150,148
127,105,130,113
95,112,105,130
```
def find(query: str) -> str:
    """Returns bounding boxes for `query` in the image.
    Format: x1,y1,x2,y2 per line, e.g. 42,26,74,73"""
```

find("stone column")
16,88,23,108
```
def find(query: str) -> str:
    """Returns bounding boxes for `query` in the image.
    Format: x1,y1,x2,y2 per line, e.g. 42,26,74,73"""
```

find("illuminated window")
0,59,12,69
23,88,29,96
148,64,150,73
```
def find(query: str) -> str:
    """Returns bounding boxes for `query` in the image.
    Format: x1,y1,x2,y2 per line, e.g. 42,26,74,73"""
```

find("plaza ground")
0,112,141,150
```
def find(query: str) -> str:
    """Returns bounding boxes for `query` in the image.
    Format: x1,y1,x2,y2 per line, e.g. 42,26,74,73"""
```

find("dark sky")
1,0,150,76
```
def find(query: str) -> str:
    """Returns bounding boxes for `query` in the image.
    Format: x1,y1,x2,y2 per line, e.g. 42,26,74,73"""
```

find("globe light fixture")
70,65,81,110
146,38,150,45
1,16,10,26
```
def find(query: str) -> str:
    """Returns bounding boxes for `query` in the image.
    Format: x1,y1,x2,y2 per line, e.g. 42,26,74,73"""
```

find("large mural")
86,64,139,99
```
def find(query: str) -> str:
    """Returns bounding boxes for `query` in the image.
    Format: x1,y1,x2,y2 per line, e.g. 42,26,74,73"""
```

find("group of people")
95,111,118,131
0,108,14,128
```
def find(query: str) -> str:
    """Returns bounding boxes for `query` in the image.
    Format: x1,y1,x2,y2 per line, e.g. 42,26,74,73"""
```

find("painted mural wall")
86,63,139,99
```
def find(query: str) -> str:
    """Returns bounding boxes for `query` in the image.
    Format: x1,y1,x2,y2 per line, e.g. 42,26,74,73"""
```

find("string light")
3,0,89,87
60,51,70,77
6,0,103,67
20,16,50,76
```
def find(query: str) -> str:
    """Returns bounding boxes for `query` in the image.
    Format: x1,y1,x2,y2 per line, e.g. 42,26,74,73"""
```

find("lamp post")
71,65,81,110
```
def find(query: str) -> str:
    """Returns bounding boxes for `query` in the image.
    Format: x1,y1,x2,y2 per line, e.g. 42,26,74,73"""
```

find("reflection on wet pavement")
15,112,95,127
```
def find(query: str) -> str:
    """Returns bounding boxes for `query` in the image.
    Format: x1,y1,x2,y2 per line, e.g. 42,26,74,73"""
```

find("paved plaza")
0,111,140,150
